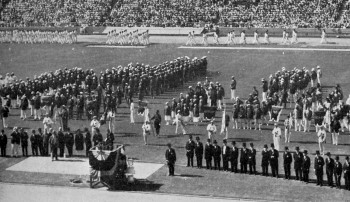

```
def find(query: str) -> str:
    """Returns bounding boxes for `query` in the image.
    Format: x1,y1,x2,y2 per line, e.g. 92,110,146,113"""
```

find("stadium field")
0,37,350,201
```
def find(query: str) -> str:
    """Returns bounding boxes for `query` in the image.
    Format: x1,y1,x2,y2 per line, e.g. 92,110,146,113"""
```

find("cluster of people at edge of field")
0,125,114,161
0,30,77,44
165,134,350,190
187,28,330,46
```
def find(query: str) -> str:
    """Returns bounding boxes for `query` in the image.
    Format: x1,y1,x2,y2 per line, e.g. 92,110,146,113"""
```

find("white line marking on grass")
87,45,146,48
178,46,350,52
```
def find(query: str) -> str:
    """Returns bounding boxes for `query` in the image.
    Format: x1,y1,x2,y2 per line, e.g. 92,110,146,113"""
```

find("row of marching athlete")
106,29,150,45
0,56,208,131
186,27,329,46
182,134,350,190
0,30,78,44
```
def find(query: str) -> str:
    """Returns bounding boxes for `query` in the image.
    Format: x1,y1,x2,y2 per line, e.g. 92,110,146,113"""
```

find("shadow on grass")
290,141,317,144
111,180,163,192
176,174,203,178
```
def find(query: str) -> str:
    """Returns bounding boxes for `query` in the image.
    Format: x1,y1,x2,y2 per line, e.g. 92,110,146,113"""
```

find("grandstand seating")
0,0,348,28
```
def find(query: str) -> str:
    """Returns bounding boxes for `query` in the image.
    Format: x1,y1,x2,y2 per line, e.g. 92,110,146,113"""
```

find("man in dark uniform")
204,138,213,169
248,143,256,175
212,140,221,171
345,156,350,190
64,128,74,157
20,128,28,157
302,150,311,183
185,135,195,167
194,137,203,168
30,129,38,156
57,127,65,157
230,76,236,100
230,141,239,173
293,146,303,181
283,146,292,179
0,130,7,157
150,110,162,136
334,156,342,189
314,150,325,186
239,142,249,174
269,143,279,178
36,128,44,156
325,152,335,187
261,144,269,176
165,143,176,176
222,139,230,171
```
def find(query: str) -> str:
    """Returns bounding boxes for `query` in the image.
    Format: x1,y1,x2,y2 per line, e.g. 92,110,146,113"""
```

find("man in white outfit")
42,114,54,134
175,110,186,135
90,116,100,136
130,99,135,124
317,125,327,155
272,123,282,151
207,120,217,141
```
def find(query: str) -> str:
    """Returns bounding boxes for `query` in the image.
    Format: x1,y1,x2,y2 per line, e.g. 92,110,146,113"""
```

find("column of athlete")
0,30,78,44
106,29,150,46
0,56,207,131
187,28,328,46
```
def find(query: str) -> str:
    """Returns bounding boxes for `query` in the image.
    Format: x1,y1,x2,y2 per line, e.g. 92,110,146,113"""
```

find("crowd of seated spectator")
0,0,348,28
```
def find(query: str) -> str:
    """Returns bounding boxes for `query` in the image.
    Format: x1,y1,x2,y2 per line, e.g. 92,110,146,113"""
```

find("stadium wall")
86,27,350,38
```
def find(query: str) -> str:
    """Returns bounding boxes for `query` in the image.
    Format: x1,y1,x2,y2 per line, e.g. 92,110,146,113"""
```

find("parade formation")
0,30,78,44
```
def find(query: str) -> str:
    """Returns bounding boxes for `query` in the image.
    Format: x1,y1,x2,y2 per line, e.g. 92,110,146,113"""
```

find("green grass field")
0,40,350,201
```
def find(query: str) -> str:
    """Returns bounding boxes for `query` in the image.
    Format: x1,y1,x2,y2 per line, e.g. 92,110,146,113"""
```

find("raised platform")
6,157,163,179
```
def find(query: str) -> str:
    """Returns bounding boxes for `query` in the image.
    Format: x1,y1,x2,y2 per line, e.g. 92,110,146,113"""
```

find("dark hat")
263,144,268,148
303,150,308,154
167,143,171,147
316,150,320,155
189,135,192,139
250,143,254,147
270,143,275,148
295,146,300,151
325,152,331,156
207,139,211,142
223,139,227,143
346,156,349,160
335,156,339,160
196,137,200,140
285,146,289,150
242,142,246,147
231,141,236,145
213,140,217,144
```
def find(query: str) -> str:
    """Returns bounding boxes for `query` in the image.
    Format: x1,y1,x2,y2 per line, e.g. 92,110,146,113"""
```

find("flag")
220,109,226,135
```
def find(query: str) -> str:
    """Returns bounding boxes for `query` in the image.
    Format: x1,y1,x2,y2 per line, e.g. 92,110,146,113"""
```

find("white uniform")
264,32,270,44
207,123,217,141
272,126,282,151
252,32,259,44
240,32,246,44
130,102,135,123
320,30,327,44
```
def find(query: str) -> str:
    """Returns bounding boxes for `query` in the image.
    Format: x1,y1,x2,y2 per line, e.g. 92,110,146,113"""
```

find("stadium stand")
0,0,348,28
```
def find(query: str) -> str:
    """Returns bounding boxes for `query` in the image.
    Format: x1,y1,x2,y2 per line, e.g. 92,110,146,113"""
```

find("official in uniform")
283,146,292,179
302,150,311,183
293,146,303,181
0,130,8,157
261,144,269,176
194,137,203,168
49,131,59,161
325,152,335,187
269,143,279,178
344,156,350,190
222,139,230,171
185,135,195,167
230,141,239,173
212,140,221,171
150,110,162,136
248,143,256,175
334,156,342,189
165,143,176,176
204,138,213,169
314,150,325,186
240,142,249,174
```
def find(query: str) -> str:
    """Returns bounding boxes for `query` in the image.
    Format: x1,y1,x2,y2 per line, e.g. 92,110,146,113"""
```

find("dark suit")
0,133,7,157
302,156,311,182
222,145,230,171
261,149,269,176
314,156,325,186
283,151,292,179
230,146,239,173
165,148,176,176
195,141,203,168
212,145,221,170
343,161,350,190
325,157,335,187
248,148,256,174
293,151,303,180
240,148,249,173
185,140,195,167
334,161,342,188
204,143,213,169
269,149,279,177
